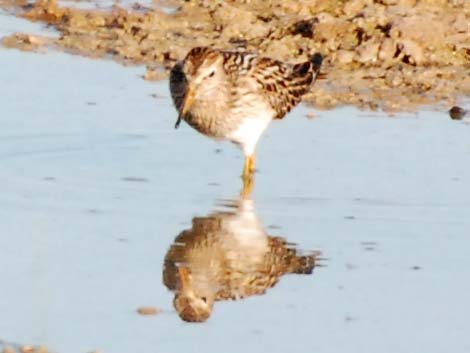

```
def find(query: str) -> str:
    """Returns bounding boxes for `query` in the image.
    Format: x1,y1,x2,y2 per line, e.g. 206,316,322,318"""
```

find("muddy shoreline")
1,0,470,111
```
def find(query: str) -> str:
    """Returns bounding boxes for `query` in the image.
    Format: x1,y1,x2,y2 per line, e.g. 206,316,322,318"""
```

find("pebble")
335,50,355,65
137,306,161,315
378,38,396,61
343,0,366,17
449,106,467,120
356,41,380,64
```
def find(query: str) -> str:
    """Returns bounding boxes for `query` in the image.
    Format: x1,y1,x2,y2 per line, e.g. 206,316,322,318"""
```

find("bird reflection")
163,197,320,322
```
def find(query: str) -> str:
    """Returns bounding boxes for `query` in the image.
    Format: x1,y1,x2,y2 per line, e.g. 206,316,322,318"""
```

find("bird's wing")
252,56,321,119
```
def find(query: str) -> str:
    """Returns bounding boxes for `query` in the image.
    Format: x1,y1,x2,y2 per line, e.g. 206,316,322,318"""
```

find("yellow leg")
243,154,256,177
241,154,256,198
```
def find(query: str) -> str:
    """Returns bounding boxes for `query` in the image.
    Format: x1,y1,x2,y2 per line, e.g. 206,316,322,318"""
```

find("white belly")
228,109,274,156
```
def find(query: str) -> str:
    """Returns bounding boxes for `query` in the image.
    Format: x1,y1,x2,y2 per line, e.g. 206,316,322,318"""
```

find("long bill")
175,85,196,129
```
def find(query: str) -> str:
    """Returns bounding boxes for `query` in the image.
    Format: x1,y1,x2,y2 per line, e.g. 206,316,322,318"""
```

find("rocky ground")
1,0,470,111
0,341,52,353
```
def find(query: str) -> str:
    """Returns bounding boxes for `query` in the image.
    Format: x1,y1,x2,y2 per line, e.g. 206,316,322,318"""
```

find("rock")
453,13,469,33
385,69,403,87
137,306,161,315
398,39,424,65
343,0,366,17
144,67,167,81
378,38,396,61
378,0,398,5
449,106,467,120
356,41,380,63
335,50,355,65
1,33,48,52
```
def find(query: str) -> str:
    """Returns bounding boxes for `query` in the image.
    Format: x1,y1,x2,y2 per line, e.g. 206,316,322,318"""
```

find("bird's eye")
201,297,208,303
208,71,215,78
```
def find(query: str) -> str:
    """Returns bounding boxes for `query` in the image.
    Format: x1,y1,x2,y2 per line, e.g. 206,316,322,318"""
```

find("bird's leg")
241,176,255,198
243,154,256,177
241,154,256,197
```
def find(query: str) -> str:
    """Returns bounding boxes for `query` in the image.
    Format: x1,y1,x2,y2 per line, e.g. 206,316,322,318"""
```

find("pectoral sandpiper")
169,47,323,193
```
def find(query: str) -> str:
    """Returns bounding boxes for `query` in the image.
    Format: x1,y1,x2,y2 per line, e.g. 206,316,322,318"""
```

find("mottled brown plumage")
251,55,322,120
163,198,319,322
169,47,323,188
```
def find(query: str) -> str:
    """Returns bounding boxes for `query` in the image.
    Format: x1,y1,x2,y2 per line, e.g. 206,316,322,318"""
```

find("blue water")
1,10,470,353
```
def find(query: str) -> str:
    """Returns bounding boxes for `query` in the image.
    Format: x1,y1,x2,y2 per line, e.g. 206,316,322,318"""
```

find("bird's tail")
310,53,323,75
292,52,323,85
290,253,317,275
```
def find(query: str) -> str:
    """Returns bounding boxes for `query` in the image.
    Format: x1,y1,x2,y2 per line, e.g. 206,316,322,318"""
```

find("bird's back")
247,53,323,120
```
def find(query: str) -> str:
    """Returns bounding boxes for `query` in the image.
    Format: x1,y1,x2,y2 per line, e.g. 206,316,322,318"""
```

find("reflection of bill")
163,198,320,323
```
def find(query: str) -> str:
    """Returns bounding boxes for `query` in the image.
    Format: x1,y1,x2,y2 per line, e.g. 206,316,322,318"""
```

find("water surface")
1,13,470,353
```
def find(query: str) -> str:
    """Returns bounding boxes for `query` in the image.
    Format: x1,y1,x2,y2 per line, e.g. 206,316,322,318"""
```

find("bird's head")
173,47,224,128
173,267,215,322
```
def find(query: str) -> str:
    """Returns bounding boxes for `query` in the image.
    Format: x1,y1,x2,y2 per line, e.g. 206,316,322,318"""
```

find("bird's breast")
185,109,231,139
184,96,239,139
183,89,275,152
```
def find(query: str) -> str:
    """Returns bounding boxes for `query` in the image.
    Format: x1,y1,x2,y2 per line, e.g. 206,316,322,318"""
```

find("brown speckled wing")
253,55,322,120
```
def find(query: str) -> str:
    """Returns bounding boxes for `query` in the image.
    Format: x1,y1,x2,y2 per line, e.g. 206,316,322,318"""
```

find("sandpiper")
169,47,323,191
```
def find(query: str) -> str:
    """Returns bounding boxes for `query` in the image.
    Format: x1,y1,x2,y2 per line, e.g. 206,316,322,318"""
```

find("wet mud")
1,0,470,111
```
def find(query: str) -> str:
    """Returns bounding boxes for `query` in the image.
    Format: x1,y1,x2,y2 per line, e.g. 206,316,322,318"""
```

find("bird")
169,47,323,192
162,197,319,322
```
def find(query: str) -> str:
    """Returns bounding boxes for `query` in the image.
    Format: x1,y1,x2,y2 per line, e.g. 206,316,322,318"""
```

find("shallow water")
1,11,470,353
